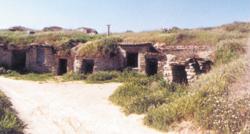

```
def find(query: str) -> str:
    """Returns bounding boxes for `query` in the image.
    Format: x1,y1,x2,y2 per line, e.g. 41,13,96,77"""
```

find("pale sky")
0,0,249,32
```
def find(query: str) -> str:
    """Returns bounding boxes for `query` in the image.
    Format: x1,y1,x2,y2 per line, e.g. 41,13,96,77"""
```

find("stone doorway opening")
36,48,45,65
126,52,138,68
146,58,158,76
11,50,26,72
81,59,94,74
172,65,188,84
58,59,67,75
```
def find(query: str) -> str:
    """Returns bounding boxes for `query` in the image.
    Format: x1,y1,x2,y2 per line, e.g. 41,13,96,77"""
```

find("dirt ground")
0,77,162,134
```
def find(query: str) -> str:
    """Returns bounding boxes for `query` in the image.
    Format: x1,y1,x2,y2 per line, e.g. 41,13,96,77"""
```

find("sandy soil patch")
0,77,162,134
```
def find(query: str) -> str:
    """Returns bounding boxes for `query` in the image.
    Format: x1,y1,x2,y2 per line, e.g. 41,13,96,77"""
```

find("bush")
110,77,187,115
116,70,148,82
86,71,120,83
215,39,246,65
62,72,87,81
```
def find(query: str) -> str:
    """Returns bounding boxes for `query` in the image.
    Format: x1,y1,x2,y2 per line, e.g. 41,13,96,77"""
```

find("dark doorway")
146,58,158,76
81,59,94,74
172,65,188,84
126,52,138,67
58,59,67,75
201,61,213,73
189,58,201,74
11,50,26,71
36,48,45,65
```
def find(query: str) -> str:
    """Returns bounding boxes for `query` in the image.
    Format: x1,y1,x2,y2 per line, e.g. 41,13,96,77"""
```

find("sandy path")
0,77,162,134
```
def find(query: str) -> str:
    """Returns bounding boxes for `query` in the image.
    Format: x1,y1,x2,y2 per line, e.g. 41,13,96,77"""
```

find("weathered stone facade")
26,45,56,73
163,55,213,84
0,45,12,68
55,50,74,75
73,53,125,74
0,41,214,83
118,43,161,75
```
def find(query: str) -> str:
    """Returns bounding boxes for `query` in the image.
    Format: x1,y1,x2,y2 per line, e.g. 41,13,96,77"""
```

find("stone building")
0,44,27,71
159,45,214,83
118,43,165,75
26,44,56,73
0,41,214,84
72,42,163,76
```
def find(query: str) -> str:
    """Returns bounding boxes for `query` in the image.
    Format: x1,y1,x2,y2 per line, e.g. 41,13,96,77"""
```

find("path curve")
0,77,162,134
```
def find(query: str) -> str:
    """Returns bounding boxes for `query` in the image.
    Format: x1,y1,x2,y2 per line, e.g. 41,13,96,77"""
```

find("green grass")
85,70,156,83
86,71,120,83
61,71,87,82
110,78,187,114
0,91,24,134
3,71,55,82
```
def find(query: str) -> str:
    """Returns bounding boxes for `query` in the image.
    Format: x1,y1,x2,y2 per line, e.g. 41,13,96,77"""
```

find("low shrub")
61,72,87,81
116,69,149,82
110,77,187,115
86,71,120,83
215,39,246,65
86,70,151,83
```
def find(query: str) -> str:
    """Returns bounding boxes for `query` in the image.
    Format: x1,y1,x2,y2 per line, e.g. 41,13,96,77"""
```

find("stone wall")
119,44,151,53
55,56,74,74
94,54,125,71
138,53,166,75
119,43,161,74
26,46,56,73
0,46,12,68
163,54,212,84
138,53,146,73
74,52,125,73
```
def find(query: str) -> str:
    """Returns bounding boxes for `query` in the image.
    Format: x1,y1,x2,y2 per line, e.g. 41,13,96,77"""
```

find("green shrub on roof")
76,37,123,57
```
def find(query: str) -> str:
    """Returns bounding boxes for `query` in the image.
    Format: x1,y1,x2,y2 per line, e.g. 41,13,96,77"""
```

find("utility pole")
107,24,111,36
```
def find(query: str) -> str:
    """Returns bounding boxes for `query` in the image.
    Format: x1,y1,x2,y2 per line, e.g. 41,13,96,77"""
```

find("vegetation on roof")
76,37,123,57
113,22,250,46
0,30,103,47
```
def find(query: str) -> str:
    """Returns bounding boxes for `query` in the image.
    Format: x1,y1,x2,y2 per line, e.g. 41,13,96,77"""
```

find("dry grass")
0,30,102,47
